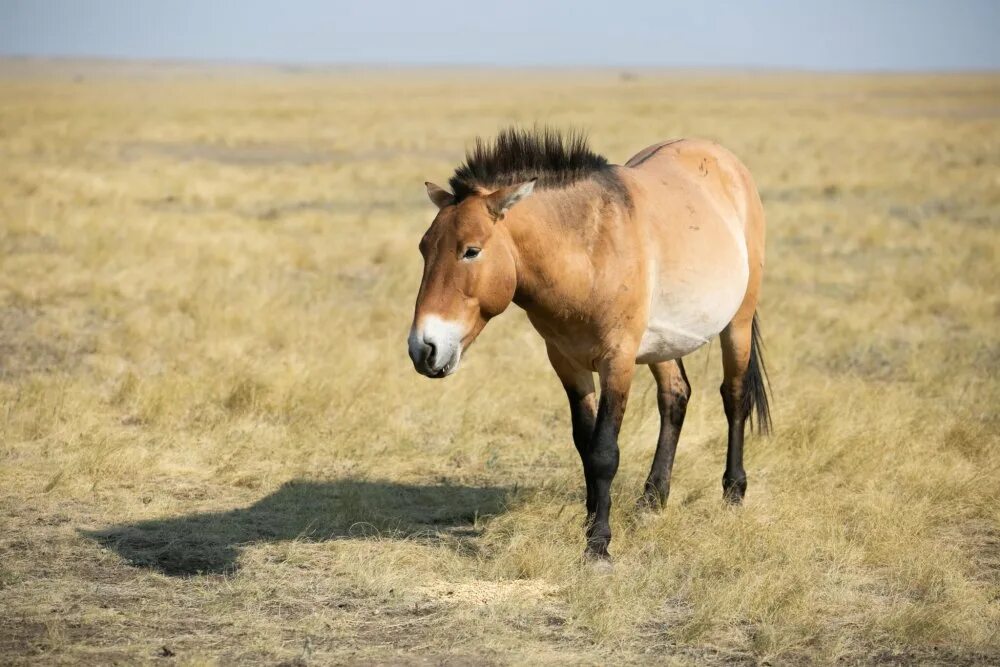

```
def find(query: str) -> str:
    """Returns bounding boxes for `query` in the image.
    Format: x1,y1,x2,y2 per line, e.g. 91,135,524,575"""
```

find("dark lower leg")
721,381,748,503
586,414,618,557
585,389,627,558
641,361,690,508
640,392,686,508
547,343,598,527
567,393,597,519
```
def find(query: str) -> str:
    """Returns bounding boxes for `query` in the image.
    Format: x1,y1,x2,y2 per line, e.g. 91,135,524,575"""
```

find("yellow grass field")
1,60,998,665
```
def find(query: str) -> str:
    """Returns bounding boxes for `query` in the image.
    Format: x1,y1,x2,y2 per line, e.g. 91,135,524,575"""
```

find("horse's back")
626,138,761,226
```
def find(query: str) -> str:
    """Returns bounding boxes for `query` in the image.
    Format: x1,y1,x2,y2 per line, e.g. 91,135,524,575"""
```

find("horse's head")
408,179,535,378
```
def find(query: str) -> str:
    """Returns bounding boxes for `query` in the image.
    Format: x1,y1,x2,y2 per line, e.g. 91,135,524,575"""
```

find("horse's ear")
425,182,455,209
485,178,536,221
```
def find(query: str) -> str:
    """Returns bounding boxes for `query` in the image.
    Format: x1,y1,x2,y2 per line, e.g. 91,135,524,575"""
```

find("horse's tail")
743,312,772,435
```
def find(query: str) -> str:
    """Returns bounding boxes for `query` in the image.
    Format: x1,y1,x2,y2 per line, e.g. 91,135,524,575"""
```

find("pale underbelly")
635,264,749,364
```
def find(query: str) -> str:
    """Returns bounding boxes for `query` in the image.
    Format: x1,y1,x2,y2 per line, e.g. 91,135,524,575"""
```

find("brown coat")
410,130,770,559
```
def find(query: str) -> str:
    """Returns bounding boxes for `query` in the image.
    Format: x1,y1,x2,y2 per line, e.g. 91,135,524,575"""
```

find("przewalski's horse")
408,128,770,560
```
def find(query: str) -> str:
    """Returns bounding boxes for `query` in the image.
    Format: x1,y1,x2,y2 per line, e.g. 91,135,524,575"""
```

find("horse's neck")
507,185,606,313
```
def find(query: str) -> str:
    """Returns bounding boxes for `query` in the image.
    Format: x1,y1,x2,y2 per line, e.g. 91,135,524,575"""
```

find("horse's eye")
462,247,481,260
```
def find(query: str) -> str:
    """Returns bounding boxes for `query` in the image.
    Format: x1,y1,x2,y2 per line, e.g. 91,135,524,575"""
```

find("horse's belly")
636,321,712,363
635,261,749,364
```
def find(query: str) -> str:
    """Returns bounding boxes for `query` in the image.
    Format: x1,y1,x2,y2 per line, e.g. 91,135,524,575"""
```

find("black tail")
743,313,772,435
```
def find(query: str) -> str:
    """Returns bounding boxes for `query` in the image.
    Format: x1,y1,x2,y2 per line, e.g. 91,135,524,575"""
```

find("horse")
408,127,770,560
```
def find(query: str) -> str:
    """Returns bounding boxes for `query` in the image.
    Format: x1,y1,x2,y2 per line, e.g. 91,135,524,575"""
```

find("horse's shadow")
84,479,511,576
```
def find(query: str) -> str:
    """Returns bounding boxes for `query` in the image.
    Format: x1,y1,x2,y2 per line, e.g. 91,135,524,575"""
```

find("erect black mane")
449,127,614,202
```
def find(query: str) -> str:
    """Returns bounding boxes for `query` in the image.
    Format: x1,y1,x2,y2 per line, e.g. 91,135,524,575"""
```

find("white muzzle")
408,315,465,378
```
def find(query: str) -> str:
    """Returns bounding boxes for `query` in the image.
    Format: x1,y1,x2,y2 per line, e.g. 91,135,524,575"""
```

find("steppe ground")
0,60,997,665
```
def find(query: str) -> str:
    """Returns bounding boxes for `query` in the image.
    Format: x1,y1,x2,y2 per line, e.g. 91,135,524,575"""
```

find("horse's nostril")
425,340,437,365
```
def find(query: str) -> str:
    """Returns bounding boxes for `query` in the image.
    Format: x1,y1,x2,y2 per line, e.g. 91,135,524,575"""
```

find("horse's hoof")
636,491,668,513
639,480,670,512
584,538,611,564
722,487,745,505
722,475,747,505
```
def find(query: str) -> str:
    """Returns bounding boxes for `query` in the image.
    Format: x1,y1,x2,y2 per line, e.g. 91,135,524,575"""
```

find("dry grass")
0,60,998,665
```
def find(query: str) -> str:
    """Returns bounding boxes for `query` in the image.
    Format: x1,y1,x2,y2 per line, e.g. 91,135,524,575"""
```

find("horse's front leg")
545,343,597,522
586,355,636,560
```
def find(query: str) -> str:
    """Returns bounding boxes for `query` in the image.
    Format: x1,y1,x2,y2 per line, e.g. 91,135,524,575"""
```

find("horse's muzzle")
408,317,463,378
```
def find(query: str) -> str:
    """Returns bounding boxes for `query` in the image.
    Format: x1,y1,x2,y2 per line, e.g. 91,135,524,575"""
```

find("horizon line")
2,54,999,77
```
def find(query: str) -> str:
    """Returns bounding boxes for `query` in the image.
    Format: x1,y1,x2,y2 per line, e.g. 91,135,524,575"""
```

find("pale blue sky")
1,0,998,71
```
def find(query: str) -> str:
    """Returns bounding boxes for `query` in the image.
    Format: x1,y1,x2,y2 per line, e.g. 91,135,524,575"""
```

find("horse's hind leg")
718,309,770,503
719,168,771,503
639,359,691,509
719,317,752,503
